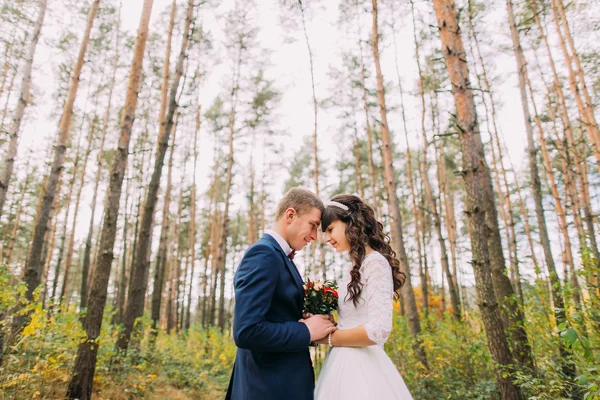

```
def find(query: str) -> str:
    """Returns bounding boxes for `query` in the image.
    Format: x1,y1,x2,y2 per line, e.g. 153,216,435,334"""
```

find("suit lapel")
262,235,304,293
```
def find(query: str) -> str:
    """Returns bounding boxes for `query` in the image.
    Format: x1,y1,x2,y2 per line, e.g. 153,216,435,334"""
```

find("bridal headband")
325,200,349,211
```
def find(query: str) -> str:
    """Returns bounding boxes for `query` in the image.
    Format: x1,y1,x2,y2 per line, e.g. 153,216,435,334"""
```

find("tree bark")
411,0,460,320
61,113,98,306
149,0,176,339
66,1,154,397
3,153,33,265
116,0,195,353
0,0,47,219
22,0,100,309
81,5,121,310
371,0,428,371
552,0,600,166
432,0,522,397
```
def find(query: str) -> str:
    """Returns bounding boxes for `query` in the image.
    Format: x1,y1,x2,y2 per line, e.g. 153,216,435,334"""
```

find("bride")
314,194,413,400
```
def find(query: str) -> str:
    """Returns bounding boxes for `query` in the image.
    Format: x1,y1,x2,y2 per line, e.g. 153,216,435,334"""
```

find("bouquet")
302,278,339,315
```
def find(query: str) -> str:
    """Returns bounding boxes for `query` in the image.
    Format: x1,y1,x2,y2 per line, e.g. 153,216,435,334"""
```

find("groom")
225,187,336,400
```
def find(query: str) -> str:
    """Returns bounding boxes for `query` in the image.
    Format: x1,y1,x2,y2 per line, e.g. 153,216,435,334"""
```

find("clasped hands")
299,312,337,344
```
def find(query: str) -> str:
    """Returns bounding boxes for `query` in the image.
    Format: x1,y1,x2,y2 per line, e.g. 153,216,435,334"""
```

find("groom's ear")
285,208,296,223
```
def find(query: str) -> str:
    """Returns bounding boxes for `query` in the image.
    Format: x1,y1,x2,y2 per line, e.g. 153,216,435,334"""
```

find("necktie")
288,249,296,261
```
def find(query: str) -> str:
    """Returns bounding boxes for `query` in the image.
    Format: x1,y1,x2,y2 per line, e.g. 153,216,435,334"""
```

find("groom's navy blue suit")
225,234,313,400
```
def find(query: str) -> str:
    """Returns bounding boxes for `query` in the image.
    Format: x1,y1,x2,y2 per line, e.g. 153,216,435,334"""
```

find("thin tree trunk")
22,0,100,308
61,113,98,306
550,0,600,168
149,0,176,339
555,0,600,162
467,1,522,304
151,127,176,334
185,115,199,330
436,137,461,304
371,0,428,371
81,5,121,310
432,0,522,397
51,134,83,306
352,0,377,210
66,1,154,397
411,0,460,320
113,171,132,325
217,91,239,330
0,0,47,219
4,153,33,265
175,163,187,331
525,75,581,308
530,0,600,280
353,125,364,199
116,0,194,352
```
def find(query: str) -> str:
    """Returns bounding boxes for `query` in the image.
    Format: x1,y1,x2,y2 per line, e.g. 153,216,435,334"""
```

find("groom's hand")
303,313,337,326
299,314,337,341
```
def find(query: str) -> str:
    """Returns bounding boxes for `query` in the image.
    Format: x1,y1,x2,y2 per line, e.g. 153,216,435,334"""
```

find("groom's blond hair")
275,187,324,221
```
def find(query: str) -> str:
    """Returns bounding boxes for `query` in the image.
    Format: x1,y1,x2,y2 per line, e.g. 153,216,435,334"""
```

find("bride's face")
323,220,350,253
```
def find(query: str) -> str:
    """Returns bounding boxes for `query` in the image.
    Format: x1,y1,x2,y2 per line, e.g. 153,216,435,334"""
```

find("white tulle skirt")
314,346,413,400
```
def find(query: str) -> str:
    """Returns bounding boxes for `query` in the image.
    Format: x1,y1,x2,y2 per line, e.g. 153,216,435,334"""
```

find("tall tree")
431,0,522,397
550,0,600,167
66,1,155,397
21,0,100,308
116,0,196,352
0,0,47,219
80,3,121,310
370,0,428,370
216,3,255,330
410,0,461,320
506,0,577,369
149,0,176,338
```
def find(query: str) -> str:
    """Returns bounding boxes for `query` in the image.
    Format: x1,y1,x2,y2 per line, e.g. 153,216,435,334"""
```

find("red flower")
332,290,338,298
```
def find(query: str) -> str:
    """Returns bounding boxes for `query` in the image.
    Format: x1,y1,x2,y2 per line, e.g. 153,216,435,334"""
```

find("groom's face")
287,207,321,251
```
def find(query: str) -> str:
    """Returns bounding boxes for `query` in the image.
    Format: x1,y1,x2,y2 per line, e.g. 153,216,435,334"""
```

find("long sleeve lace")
362,254,394,345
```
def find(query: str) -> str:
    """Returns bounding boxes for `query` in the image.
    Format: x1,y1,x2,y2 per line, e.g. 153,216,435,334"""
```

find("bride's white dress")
315,251,413,400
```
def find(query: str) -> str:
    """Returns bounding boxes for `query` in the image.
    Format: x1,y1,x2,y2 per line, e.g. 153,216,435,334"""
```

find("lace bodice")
336,251,394,346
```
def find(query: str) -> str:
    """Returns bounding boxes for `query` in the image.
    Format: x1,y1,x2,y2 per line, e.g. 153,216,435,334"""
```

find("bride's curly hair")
321,194,405,306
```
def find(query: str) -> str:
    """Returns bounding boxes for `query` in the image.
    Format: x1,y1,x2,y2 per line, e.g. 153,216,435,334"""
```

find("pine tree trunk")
39,179,62,308
352,1,377,210
4,154,33,265
411,0,460,320
432,0,522,397
525,75,582,308
151,128,176,335
51,137,81,305
217,86,239,331
149,0,176,338
353,126,364,199
530,0,600,282
467,0,522,304
22,0,100,308
116,0,194,352
61,113,97,306
371,0,428,371
112,172,131,325
550,0,600,168
185,121,199,330
437,138,461,304
0,0,47,219
66,1,154,397
81,4,121,310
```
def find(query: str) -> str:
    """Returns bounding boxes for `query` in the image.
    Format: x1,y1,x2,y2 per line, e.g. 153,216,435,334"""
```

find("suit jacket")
225,234,313,400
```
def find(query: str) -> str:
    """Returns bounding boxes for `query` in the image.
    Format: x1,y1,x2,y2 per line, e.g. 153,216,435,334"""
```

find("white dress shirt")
264,229,294,257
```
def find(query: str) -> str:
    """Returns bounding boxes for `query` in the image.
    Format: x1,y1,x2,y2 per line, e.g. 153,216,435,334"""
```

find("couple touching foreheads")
225,187,414,400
